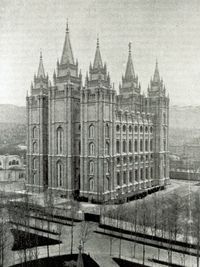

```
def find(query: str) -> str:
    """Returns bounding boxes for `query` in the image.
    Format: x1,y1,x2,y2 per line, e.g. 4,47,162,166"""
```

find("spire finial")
128,42,132,55
156,58,158,67
66,18,69,33
40,49,42,60
97,34,99,48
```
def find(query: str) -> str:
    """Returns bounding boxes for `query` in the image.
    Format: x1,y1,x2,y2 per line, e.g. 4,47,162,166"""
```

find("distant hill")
0,104,200,129
0,104,26,124
170,105,200,129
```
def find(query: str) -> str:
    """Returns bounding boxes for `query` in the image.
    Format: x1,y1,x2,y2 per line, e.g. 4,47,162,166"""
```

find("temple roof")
124,42,135,81
93,38,103,69
153,60,160,82
60,22,75,65
37,52,45,78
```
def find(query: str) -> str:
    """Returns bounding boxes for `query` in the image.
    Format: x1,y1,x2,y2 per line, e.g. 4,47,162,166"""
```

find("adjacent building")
0,155,25,182
26,23,169,202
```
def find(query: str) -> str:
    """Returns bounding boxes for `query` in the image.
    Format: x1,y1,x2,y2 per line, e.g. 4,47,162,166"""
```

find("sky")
0,0,200,106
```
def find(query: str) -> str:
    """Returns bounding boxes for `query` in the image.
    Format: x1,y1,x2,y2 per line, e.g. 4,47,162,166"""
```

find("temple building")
26,23,169,202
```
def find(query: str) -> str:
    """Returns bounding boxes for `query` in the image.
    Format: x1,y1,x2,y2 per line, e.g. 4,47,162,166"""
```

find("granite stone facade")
26,24,169,202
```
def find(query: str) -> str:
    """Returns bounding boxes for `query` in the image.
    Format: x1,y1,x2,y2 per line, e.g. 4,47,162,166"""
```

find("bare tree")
192,191,200,267
79,221,92,253
44,189,54,258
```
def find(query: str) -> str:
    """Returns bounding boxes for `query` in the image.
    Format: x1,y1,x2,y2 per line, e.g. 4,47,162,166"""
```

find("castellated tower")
147,61,170,186
48,23,82,197
80,39,116,202
26,53,49,191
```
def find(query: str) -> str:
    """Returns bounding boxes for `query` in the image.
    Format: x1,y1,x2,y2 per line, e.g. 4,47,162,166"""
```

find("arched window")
151,167,153,179
105,160,109,174
123,157,127,164
9,161,11,166
145,140,148,151
33,142,38,153
150,139,153,151
117,172,120,186
140,169,143,180
33,126,38,138
105,177,109,191
150,126,153,133
12,160,15,165
116,140,120,153
123,140,126,153
129,156,133,163
105,142,110,155
140,126,143,133
79,141,81,154
163,113,166,124
0,162,1,166
56,161,63,187
117,157,120,165
145,126,148,133
116,125,120,132
134,140,138,152
33,173,36,184
135,169,138,182
123,125,126,132
129,171,132,183
129,125,132,132
163,127,167,139
123,171,126,184
140,140,143,152
89,124,94,138
56,127,63,155
89,179,94,191
163,140,166,151
105,124,109,138
89,143,95,155
146,168,149,180
129,140,132,152
135,125,138,132
33,158,38,169
89,161,94,175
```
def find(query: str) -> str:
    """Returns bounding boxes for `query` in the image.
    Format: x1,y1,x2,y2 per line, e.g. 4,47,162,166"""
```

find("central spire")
124,42,135,81
153,60,160,82
37,51,45,78
93,37,103,69
60,20,75,65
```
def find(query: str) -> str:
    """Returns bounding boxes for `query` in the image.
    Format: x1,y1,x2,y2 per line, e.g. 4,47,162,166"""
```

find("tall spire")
124,42,135,81
93,36,103,69
153,59,160,82
37,51,45,78
60,20,75,65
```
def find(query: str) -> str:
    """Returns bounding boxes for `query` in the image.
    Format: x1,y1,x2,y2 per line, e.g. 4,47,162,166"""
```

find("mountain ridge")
0,104,200,129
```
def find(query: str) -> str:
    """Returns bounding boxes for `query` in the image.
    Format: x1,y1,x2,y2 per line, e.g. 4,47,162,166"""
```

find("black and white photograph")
0,0,200,266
